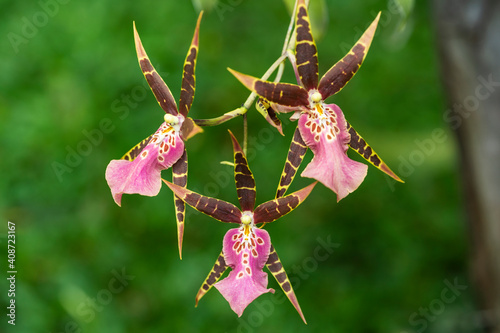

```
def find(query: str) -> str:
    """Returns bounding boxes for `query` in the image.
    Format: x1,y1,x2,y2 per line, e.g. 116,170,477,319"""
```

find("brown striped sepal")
228,68,309,108
163,180,242,223
228,131,256,211
254,182,316,224
318,12,381,100
276,127,308,198
295,0,319,90
178,12,203,117
266,245,306,324
347,122,403,183
172,149,188,259
133,22,178,115
255,98,284,135
195,251,228,306
121,134,153,161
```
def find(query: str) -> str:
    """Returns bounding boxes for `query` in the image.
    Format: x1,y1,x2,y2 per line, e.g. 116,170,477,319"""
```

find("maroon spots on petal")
327,134,333,141
237,272,244,279
141,151,148,159
243,259,248,265
314,134,320,142
232,234,238,240
252,249,258,257
256,237,264,245
305,120,311,127
245,267,251,275
158,155,164,162
334,126,340,134
311,123,317,132
250,238,255,247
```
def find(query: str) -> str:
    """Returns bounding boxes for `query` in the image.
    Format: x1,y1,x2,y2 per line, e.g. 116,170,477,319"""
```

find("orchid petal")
347,122,403,183
178,12,203,117
229,131,256,211
214,227,273,317
298,104,367,201
266,245,306,324
254,182,316,224
318,12,380,100
295,0,319,90
276,127,308,198
180,117,203,141
228,68,309,107
195,252,228,306
121,134,153,161
163,180,242,223
255,98,284,135
106,123,185,206
133,22,178,115
172,149,188,259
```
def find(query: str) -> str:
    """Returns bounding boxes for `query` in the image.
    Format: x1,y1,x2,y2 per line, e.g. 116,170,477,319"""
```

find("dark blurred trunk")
433,1,500,332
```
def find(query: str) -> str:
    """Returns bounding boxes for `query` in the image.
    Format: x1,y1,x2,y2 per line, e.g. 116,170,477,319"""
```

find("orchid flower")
164,131,316,323
105,12,204,258
228,0,403,201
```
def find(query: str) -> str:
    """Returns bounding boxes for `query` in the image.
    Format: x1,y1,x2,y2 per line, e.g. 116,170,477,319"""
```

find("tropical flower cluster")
105,0,403,323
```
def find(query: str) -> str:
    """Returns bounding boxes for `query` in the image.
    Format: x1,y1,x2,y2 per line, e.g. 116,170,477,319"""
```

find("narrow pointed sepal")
133,22,178,115
295,0,319,90
179,12,203,117
172,150,188,259
228,131,256,211
228,68,309,107
121,134,153,161
163,180,242,223
195,251,228,306
254,182,317,224
318,12,381,100
255,98,284,135
266,245,306,324
276,127,308,198
346,122,403,183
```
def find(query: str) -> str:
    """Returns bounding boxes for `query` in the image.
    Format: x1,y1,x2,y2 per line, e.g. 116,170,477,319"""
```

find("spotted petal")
295,0,319,90
228,68,309,108
105,122,185,206
347,122,403,183
318,13,380,100
276,127,308,198
255,98,284,135
178,12,203,117
266,245,306,324
214,226,273,317
229,131,256,211
195,251,228,306
163,180,242,223
172,149,188,259
133,22,178,115
298,104,367,201
254,182,316,224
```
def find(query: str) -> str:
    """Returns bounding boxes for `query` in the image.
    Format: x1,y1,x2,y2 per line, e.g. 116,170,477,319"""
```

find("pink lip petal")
298,104,367,201
214,227,274,316
105,122,185,206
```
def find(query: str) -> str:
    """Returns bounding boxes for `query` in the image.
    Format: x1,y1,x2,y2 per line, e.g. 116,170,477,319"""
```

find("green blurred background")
0,0,475,332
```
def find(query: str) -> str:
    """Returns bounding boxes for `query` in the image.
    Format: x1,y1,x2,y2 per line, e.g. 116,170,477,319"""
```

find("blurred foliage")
0,0,477,332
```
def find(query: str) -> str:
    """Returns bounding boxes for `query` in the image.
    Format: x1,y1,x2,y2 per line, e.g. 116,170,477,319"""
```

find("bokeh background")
0,0,479,332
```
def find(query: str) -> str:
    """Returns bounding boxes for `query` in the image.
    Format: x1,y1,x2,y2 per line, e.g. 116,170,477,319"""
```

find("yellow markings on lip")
243,224,250,236
315,104,324,115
